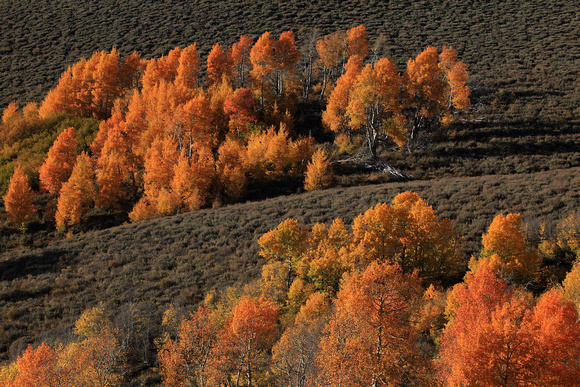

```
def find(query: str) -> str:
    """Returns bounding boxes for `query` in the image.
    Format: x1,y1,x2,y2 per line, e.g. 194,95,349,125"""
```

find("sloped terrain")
1,0,579,120
1,166,579,360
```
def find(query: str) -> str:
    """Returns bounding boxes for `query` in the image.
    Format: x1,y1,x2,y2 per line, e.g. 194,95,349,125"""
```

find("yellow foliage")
480,213,541,283
304,148,333,191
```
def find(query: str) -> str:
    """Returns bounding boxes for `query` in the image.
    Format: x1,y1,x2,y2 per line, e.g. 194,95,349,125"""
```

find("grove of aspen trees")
1,25,469,230
2,191,580,385
2,24,580,387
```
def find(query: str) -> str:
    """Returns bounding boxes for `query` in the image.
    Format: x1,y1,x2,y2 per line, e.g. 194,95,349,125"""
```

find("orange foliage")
159,307,219,387
39,127,78,195
316,31,347,71
142,47,182,89
0,102,41,145
171,145,216,211
351,192,461,277
175,44,201,91
316,261,428,386
250,31,275,106
206,44,233,87
346,57,405,156
322,55,363,133
223,87,257,136
39,49,143,119
171,93,213,156
245,125,313,180
346,24,369,59
95,121,136,210
207,79,234,147
440,260,580,386
55,152,96,229
208,296,278,386
272,31,301,96
1,101,18,124
216,138,247,200
231,35,253,88
12,343,70,387
403,46,470,145
3,166,36,225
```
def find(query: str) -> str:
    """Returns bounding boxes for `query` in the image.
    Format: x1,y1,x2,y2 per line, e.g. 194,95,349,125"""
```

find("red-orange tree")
440,259,580,386
3,166,36,225
208,296,278,387
224,88,257,136
39,127,78,195
316,261,429,386
206,44,233,88
10,343,70,387
159,307,219,387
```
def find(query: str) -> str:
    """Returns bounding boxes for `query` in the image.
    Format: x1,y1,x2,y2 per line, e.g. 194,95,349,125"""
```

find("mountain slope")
1,0,579,121
1,167,579,360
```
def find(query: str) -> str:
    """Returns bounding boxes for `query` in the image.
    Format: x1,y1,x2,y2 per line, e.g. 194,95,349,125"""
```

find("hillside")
1,0,580,383
2,167,579,361
1,0,579,121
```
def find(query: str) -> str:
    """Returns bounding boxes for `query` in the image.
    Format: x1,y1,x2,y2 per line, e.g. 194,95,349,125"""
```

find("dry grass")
1,166,579,361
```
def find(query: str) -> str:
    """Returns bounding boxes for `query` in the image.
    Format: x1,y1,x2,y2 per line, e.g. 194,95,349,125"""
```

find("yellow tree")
350,192,461,278
304,148,333,191
272,292,332,386
68,305,125,387
259,218,308,290
479,213,542,283
3,166,36,226
345,57,405,158
302,219,351,293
